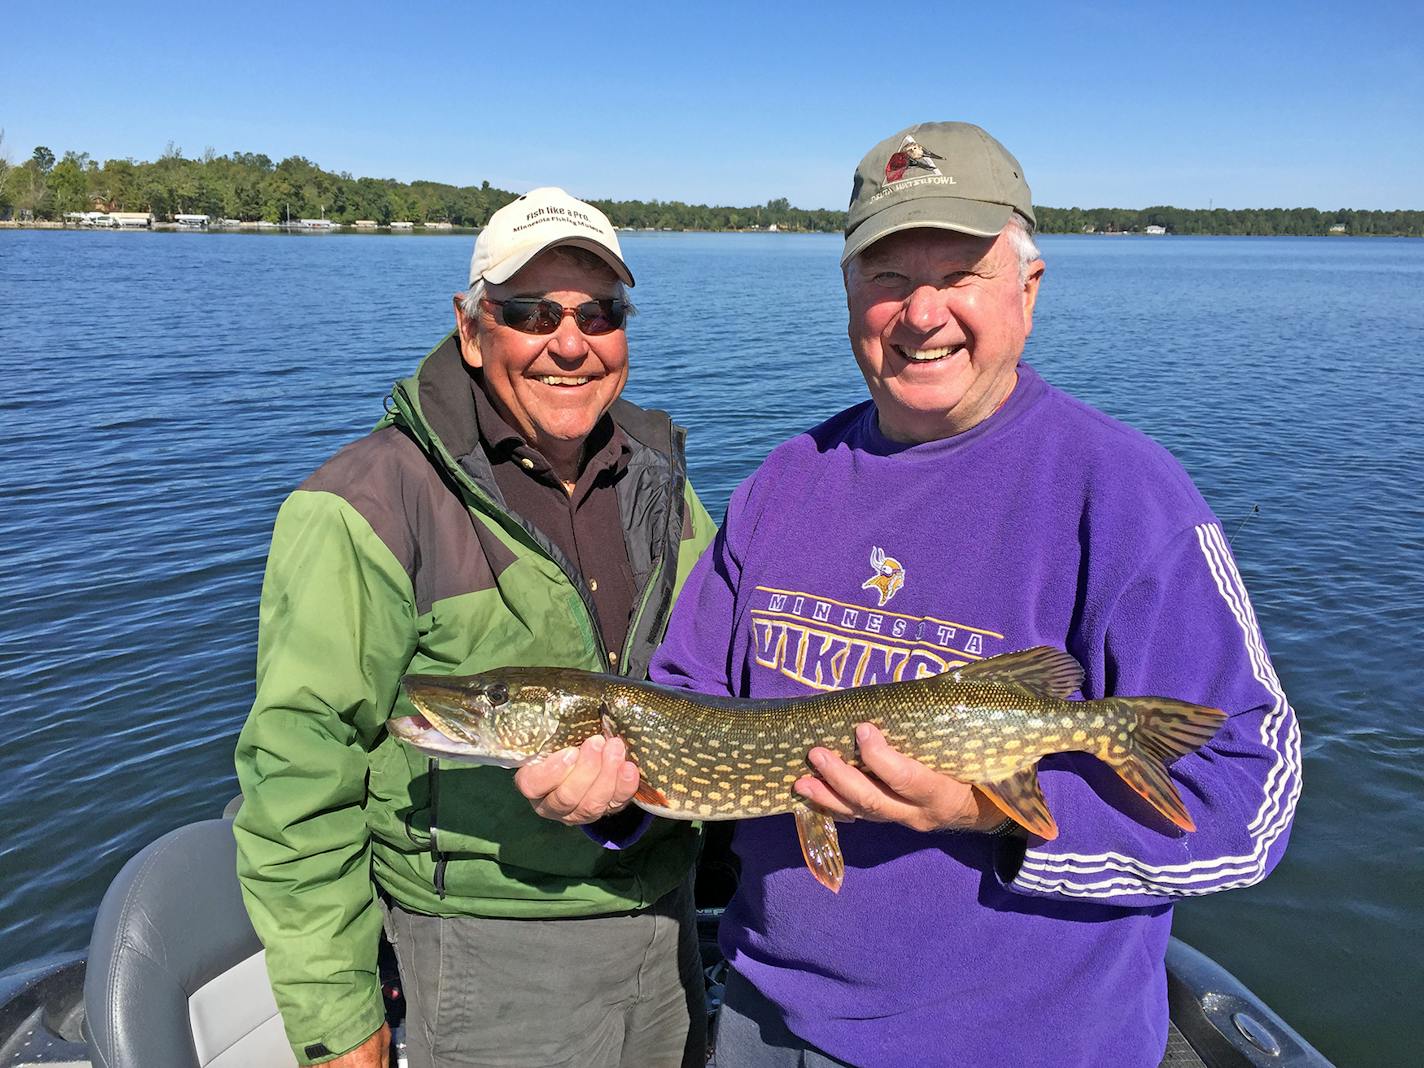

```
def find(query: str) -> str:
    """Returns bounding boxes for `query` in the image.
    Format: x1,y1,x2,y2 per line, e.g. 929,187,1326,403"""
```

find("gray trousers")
385,878,705,1068
710,968,851,1068
713,967,1179,1068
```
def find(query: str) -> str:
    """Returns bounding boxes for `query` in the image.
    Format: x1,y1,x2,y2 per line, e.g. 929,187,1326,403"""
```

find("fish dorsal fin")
792,803,845,893
953,646,1083,699
976,770,1059,840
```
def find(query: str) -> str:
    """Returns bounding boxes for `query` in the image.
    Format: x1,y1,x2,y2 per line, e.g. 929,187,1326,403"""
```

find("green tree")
0,130,12,217
32,145,55,173
49,152,90,213
10,159,49,218
98,158,140,211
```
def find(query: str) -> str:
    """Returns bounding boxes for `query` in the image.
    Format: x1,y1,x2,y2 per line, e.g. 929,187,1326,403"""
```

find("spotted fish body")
392,647,1225,892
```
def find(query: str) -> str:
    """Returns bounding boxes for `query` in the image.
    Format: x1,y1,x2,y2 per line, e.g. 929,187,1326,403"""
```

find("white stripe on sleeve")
1014,524,1301,899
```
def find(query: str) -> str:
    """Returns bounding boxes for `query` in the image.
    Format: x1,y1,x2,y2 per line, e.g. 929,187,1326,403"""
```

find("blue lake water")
1,229,1421,1066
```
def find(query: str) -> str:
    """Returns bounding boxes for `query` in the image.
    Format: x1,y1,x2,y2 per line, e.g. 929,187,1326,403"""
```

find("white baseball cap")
468,187,634,288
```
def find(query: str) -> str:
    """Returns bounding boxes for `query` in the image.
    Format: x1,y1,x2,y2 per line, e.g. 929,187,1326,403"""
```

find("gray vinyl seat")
85,817,297,1067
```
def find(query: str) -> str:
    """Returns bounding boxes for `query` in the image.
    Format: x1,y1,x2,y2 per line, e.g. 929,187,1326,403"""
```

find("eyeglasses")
481,297,627,336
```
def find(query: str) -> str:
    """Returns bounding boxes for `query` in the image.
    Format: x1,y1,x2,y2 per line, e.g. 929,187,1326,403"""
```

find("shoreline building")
110,212,155,229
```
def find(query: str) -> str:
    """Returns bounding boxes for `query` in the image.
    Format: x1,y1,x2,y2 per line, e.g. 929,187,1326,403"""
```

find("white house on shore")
353,219,378,230
1144,224,1167,235
175,214,210,229
390,221,414,230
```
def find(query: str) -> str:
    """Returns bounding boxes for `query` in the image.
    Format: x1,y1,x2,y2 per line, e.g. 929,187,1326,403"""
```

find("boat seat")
84,817,297,1067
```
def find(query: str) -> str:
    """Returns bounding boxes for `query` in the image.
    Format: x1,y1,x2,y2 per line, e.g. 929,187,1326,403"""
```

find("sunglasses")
482,297,627,336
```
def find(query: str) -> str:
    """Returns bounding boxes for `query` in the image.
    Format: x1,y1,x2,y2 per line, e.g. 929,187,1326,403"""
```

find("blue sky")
3,0,1420,210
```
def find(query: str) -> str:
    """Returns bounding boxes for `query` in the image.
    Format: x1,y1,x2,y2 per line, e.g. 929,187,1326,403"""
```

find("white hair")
844,214,1042,287
459,279,488,319
458,245,635,320
1004,212,1042,285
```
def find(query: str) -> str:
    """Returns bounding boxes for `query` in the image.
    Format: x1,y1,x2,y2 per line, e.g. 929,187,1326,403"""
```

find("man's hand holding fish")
513,733,642,825
794,722,1008,834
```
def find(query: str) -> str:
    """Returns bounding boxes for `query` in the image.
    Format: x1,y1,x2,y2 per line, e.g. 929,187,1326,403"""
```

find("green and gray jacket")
233,335,717,1063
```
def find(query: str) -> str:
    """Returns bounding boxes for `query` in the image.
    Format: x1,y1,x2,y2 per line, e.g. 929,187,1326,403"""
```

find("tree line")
1,137,1419,236
0,141,845,232
1035,204,1422,237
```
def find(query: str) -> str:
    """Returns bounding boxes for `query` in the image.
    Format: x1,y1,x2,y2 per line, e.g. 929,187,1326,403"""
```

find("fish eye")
485,683,509,705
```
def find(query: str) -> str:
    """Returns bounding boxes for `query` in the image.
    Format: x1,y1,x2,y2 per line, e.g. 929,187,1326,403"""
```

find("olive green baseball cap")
842,122,1035,265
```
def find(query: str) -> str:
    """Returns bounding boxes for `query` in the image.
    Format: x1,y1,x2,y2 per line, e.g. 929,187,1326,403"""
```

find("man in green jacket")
234,187,717,1067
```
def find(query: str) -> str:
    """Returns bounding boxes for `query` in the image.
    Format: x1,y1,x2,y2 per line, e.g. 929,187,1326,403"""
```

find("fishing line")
1228,503,1260,547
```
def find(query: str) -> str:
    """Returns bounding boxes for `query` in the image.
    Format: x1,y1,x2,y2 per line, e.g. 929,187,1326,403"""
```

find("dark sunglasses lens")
501,298,560,334
575,299,626,335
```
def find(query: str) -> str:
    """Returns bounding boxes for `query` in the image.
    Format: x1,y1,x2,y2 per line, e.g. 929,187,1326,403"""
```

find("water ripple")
2,230,1421,1066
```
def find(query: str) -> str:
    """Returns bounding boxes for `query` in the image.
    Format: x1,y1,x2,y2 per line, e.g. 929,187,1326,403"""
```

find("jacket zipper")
619,421,687,674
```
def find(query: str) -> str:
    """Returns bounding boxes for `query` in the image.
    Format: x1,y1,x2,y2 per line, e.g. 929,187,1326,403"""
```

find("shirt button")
608,651,619,665
519,457,535,470
589,579,599,592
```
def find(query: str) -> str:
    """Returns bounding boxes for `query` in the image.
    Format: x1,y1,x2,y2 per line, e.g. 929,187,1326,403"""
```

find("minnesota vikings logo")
862,546,906,607
884,135,944,183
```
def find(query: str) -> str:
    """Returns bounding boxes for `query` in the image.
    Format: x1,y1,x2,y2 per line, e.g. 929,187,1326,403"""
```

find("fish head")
394,670,597,767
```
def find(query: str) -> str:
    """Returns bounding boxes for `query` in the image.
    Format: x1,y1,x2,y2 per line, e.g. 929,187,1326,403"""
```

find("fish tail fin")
1097,697,1226,832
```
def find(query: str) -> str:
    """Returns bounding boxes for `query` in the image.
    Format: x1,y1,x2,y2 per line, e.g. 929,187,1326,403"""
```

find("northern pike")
391,646,1225,892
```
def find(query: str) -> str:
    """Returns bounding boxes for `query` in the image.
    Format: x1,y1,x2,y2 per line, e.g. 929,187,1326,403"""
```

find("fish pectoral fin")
792,803,845,893
633,782,671,809
976,770,1059,840
953,646,1084,700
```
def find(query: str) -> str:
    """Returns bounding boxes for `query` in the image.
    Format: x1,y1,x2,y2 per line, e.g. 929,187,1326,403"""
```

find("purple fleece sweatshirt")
649,364,1299,1068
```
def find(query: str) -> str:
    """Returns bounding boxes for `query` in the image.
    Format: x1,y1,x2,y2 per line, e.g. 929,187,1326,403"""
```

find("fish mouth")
387,713,532,768
397,676,534,768
401,676,490,736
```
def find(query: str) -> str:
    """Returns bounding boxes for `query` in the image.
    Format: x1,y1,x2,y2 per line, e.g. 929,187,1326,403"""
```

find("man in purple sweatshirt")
647,123,1301,1066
